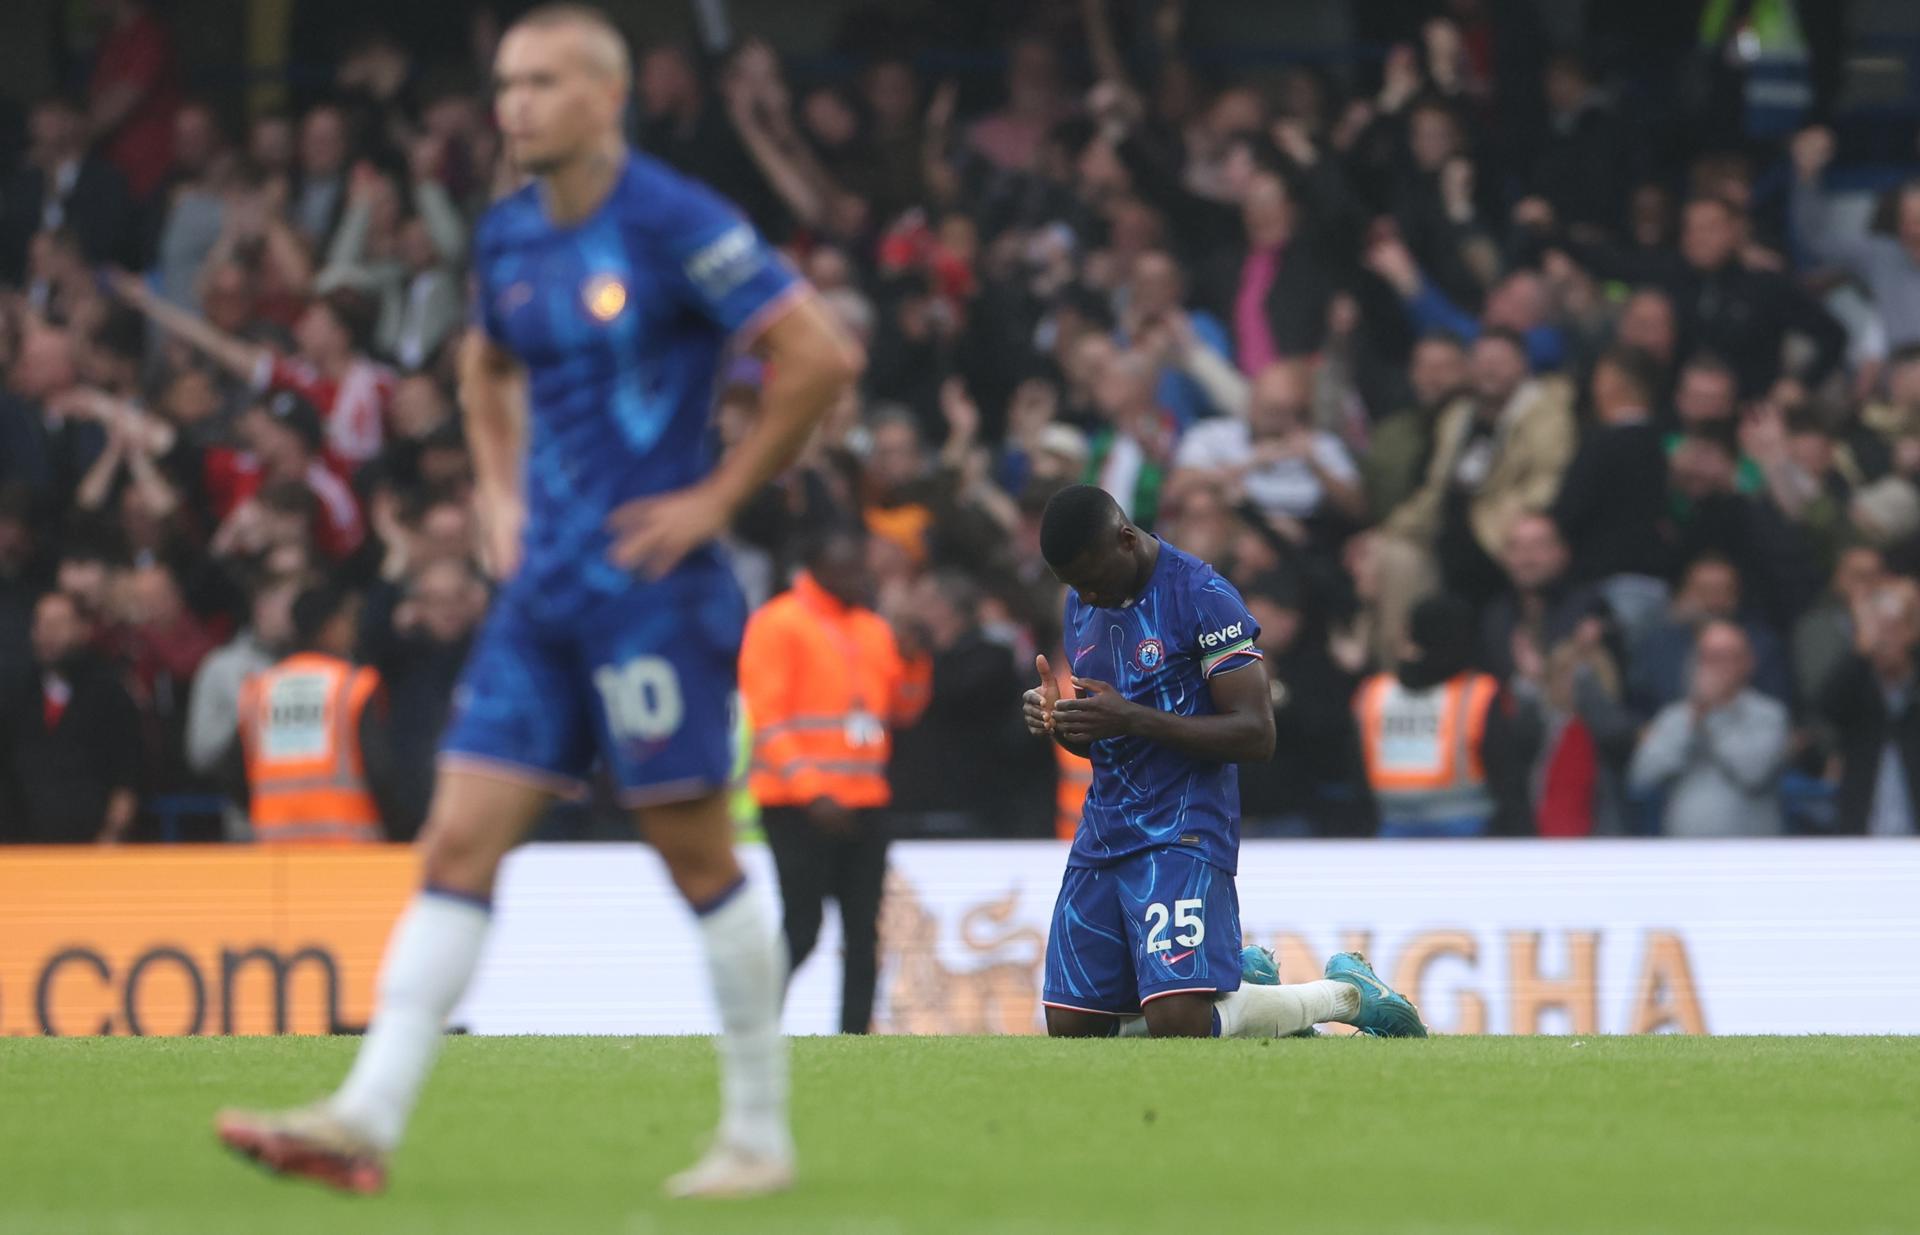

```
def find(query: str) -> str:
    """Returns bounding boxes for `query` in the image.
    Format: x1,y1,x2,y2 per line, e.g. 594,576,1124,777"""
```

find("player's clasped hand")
1052,677,1136,743
1024,654,1060,737
607,481,734,579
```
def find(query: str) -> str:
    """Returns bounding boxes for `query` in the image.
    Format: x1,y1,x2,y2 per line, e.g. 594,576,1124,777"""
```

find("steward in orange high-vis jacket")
235,584,398,842
739,529,929,1032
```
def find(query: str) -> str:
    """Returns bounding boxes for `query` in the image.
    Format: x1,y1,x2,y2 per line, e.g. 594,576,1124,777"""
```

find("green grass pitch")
2,1035,1914,1234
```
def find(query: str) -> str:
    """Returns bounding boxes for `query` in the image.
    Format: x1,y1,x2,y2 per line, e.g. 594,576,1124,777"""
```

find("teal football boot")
1241,944,1320,1037
1239,944,1280,985
1324,951,1428,1037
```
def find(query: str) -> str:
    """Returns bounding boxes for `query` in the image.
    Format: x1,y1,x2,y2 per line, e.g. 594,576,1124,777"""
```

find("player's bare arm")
457,327,528,580
1053,657,1275,763
608,293,863,578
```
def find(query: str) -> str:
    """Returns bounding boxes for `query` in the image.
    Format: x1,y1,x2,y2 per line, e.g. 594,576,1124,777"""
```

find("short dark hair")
1597,345,1662,403
291,581,354,649
1680,351,1737,382
59,523,127,568
799,523,867,570
1039,484,1122,568
317,288,378,354
1477,326,1529,358
1686,193,1743,220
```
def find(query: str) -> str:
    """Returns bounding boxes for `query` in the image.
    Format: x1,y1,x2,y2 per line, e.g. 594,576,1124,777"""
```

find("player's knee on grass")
1140,993,1215,1038
1045,1007,1119,1038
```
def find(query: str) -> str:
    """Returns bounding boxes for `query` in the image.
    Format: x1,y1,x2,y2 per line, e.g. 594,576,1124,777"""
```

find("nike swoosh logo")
1076,644,1098,659
1163,949,1195,964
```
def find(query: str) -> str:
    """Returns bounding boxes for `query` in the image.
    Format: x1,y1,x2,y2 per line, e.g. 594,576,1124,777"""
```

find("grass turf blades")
1,1035,1913,1234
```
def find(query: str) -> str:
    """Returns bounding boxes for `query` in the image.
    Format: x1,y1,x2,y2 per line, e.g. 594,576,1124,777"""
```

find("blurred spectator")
1818,578,1920,836
150,101,231,310
1168,360,1364,538
1354,595,1526,837
1790,126,1920,352
1551,346,1670,585
0,319,98,511
1087,351,1176,527
1368,239,1567,373
742,529,930,1033
1614,286,1681,379
1117,249,1237,426
85,0,183,203
1237,570,1374,837
1505,606,1628,841
1523,52,1635,234
1362,332,1468,524
313,160,461,367
1214,168,1342,370
1629,553,1791,716
635,43,782,237
969,36,1069,173
233,583,395,843
1384,330,1576,606
208,391,365,564
1,95,138,281
1794,545,1885,712
1670,194,1845,398
1671,353,1743,440
361,558,489,840
290,104,352,249
187,570,300,839
1,590,141,842
113,275,395,469
1629,620,1789,836
1478,514,1601,683
109,559,222,818
887,570,1048,836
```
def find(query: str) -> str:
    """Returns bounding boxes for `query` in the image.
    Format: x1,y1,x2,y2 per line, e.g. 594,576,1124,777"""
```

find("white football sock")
329,888,490,1150
1213,981,1359,1038
694,880,791,1161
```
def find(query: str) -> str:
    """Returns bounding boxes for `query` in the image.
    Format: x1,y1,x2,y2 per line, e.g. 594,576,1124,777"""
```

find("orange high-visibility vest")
237,652,384,843
1055,744,1092,840
1354,671,1498,826
741,572,931,809
1050,661,1091,840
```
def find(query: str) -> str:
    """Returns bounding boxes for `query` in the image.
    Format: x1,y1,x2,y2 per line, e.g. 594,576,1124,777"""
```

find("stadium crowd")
4,0,1920,844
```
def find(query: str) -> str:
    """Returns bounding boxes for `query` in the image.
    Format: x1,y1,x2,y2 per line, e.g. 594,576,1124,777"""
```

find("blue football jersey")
470,152,800,623
1062,540,1263,874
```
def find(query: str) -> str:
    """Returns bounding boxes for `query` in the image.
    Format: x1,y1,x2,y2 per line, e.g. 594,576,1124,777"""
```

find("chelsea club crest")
1133,637,1164,671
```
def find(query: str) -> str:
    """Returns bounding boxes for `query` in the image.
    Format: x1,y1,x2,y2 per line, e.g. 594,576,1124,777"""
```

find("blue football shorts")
1042,845,1243,1015
439,551,746,806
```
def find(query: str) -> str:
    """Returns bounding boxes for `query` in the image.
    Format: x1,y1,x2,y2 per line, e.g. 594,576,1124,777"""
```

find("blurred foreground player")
1024,486,1426,1039
215,4,862,1199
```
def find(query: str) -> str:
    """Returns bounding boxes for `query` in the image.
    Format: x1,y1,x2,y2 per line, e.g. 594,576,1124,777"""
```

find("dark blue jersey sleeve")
649,172,801,341
1189,573,1262,678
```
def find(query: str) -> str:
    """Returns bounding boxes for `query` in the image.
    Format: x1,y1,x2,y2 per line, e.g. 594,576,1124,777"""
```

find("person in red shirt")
111,274,396,469
205,391,366,563
86,0,183,201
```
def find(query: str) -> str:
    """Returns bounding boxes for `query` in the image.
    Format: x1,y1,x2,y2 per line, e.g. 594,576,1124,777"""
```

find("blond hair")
508,3,632,89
